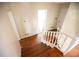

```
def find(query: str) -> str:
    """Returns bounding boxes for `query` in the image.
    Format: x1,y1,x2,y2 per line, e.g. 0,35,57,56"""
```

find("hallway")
0,2,79,57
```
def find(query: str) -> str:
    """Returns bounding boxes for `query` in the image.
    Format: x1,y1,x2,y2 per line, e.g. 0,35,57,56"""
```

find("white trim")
40,31,75,55
8,11,20,40
64,38,79,55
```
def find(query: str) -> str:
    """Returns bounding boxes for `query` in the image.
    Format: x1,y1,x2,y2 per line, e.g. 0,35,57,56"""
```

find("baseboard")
20,33,38,40
64,40,79,55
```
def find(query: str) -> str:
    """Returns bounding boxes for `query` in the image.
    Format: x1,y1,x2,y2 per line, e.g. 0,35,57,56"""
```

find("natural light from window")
37,9,47,33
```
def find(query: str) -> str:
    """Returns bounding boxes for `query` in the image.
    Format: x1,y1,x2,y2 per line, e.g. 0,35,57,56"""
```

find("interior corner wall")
60,3,79,38
9,3,37,39
34,3,62,30
0,4,21,57
57,3,70,30
60,3,79,53
9,3,27,39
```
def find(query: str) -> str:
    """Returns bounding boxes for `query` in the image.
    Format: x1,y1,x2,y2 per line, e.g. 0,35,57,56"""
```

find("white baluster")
46,31,49,46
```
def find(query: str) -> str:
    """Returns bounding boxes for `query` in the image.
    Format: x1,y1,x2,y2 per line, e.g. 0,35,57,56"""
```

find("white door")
23,17,31,36
8,11,20,40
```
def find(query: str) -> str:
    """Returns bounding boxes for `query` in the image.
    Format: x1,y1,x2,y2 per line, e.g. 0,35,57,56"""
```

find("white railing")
38,31,73,54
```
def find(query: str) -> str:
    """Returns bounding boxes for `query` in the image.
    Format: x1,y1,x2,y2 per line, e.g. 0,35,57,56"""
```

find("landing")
20,35,63,57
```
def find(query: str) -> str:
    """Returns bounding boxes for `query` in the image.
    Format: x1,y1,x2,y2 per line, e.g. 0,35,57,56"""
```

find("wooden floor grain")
20,35,63,57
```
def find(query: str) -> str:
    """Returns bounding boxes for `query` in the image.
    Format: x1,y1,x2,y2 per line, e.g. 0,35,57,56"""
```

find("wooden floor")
20,35,63,57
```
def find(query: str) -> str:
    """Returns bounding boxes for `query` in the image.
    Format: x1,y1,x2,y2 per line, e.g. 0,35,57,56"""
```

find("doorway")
37,9,47,33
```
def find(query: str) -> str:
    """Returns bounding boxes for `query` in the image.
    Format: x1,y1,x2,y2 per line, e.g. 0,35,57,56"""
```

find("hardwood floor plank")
20,34,63,57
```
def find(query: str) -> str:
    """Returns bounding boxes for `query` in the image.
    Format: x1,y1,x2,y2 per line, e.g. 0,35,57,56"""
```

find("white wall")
57,3,70,30
5,3,71,40
60,3,79,53
9,3,27,39
9,3,38,38
8,3,62,39
0,3,21,57
61,3,79,38
33,3,62,30
8,11,20,40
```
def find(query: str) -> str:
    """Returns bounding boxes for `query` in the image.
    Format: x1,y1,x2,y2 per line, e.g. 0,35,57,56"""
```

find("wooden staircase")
20,31,73,57
38,31,73,54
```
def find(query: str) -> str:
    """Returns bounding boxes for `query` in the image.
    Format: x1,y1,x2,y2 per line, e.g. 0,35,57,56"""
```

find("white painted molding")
64,37,79,55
